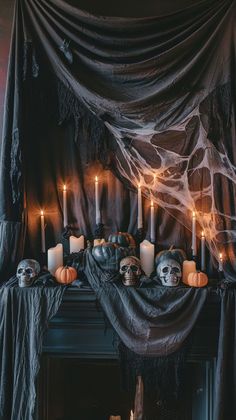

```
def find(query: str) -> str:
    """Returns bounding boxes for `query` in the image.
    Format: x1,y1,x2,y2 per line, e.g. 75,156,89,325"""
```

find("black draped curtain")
0,0,235,282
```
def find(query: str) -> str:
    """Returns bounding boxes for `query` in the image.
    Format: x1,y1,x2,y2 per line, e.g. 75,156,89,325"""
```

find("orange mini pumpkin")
55,266,77,284
187,271,208,287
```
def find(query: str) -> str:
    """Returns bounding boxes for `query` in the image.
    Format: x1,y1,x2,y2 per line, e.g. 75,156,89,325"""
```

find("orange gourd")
55,266,77,284
187,271,208,287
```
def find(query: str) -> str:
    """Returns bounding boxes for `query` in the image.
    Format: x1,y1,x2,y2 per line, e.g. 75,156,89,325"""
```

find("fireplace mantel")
43,287,220,360
40,287,220,420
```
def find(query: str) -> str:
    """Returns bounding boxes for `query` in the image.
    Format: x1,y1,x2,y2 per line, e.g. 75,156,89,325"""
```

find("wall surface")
0,0,14,143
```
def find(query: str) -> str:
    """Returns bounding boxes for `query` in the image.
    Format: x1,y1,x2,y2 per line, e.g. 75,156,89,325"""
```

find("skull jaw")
122,273,140,287
18,276,36,288
160,274,180,287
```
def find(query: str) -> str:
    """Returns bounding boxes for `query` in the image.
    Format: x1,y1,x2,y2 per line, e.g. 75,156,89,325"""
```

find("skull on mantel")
16,259,41,288
119,256,142,286
155,248,186,287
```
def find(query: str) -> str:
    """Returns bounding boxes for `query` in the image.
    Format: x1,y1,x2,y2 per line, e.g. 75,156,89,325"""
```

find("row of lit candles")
40,178,224,272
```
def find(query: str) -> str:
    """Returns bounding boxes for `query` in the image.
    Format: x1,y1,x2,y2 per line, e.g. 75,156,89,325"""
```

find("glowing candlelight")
63,184,68,227
192,211,197,257
150,200,155,243
40,210,46,253
95,176,101,224
219,253,223,271
201,230,206,271
137,184,143,229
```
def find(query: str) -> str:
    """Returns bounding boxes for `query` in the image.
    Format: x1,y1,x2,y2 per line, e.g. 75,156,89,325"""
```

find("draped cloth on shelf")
0,0,236,280
0,279,65,420
84,249,208,356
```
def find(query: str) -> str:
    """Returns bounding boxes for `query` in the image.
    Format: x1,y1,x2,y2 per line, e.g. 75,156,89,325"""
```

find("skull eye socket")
18,268,23,274
162,267,169,273
121,265,128,271
25,268,33,275
130,265,139,272
171,267,180,273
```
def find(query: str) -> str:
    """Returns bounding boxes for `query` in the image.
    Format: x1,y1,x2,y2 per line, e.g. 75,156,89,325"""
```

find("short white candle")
40,210,46,253
69,235,85,253
201,231,206,271
150,200,155,243
219,253,223,271
137,184,143,229
140,239,155,276
192,211,197,257
47,243,63,275
182,260,197,284
95,176,101,225
63,184,68,227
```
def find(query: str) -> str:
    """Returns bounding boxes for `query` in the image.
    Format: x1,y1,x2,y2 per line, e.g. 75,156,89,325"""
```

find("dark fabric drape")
0,280,65,420
0,0,235,280
84,249,207,356
214,288,236,420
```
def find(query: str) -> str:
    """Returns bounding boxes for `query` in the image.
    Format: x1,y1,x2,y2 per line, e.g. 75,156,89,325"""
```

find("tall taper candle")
40,210,46,253
138,184,143,229
95,176,101,224
150,200,155,243
201,231,206,271
192,211,197,257
63,184,68,227
219,253,223,271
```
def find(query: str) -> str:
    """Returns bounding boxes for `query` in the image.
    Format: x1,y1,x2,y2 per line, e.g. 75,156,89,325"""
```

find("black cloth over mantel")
0,280,65,420
84,250,208,356
0,0,236,282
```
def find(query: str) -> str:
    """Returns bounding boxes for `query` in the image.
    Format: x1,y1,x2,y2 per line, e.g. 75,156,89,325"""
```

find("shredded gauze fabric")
0,279,65,420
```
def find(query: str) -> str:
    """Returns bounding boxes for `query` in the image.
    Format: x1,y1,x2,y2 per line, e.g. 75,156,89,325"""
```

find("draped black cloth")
0,280,65,420
84,250,208,356
0,0,236,281
214,288,236,420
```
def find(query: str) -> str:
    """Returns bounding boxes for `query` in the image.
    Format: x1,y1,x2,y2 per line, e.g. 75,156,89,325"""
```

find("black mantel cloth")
0,281,65,420
84,250,208,356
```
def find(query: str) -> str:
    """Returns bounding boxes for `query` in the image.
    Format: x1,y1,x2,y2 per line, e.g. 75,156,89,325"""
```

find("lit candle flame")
219,253,223,260
95,176,98,182
138,183,141,189
40,210,44,216
151,200,154,207
201,230,205,238
63,184,67,191
192,211,196,217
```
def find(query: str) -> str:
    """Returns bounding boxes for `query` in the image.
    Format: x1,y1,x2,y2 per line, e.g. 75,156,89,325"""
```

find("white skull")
157,258,182,287
16,259,40,288
119,256,141,286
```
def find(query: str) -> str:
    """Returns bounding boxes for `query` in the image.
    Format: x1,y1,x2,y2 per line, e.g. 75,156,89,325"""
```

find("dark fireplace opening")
38,356,215,420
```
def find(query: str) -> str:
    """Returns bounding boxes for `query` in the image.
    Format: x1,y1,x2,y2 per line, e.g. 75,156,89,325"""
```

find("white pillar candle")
47,243,63,275
201,231,206,271
95,176,101,224
192,211,197,257
140,239,155,276
182,260,197,284
63,184,68,227
150,200,155,243
137,184,143,229
69,235,85,253
218,253,223,271
40,210,46,253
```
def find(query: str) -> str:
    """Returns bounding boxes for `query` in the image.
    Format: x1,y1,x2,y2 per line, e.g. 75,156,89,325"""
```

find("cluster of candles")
40,178,224,275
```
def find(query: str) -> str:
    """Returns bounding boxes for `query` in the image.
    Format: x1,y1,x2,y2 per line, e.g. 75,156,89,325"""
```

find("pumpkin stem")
169,245,174,251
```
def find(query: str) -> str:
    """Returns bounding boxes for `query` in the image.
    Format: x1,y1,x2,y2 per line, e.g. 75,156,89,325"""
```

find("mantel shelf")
43,287,221,361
